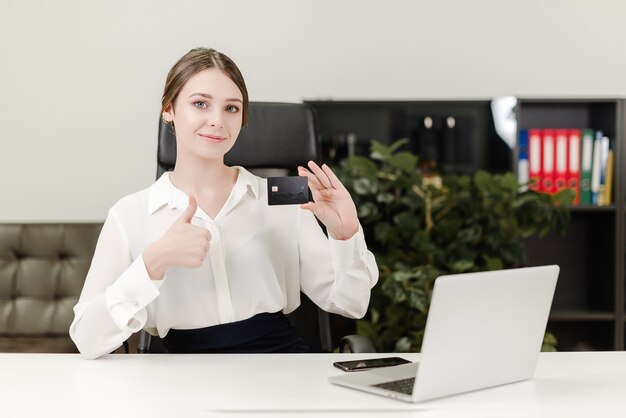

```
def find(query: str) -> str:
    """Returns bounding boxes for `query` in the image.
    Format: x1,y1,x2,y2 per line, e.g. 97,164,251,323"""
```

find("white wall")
2,0,625,222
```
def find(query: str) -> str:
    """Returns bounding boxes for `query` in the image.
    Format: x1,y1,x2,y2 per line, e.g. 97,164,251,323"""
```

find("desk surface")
1,351,625,418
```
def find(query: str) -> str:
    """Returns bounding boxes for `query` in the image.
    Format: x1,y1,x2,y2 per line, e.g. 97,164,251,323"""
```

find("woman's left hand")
298,161,359,240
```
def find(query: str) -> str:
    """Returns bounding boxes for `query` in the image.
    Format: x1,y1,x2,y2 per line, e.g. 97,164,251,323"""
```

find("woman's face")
163,68,244,162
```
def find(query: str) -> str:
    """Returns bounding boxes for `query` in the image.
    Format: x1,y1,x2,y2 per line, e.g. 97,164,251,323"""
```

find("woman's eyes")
192,101,239,113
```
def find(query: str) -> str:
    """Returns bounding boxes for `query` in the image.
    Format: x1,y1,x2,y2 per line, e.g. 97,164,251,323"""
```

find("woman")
70,48,378,359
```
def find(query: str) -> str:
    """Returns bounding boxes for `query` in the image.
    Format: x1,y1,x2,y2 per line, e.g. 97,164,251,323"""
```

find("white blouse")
69,167,379,359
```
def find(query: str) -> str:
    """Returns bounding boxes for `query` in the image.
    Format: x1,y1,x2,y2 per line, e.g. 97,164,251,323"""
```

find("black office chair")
137,102,374,354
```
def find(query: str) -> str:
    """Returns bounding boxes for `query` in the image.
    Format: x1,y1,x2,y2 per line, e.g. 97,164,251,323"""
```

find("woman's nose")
208,108,223,128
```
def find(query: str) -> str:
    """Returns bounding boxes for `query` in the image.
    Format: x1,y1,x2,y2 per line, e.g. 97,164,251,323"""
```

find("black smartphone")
333,357,411,372
267,176,313,205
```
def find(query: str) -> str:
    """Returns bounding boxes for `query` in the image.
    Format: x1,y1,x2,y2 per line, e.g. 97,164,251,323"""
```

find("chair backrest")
141,102,334,353
157,102,320,175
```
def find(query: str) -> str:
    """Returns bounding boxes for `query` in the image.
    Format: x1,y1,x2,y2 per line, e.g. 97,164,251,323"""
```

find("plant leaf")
388,152,418,172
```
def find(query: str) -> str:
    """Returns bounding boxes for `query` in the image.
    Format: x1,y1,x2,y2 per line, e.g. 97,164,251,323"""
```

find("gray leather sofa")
0,223,102,352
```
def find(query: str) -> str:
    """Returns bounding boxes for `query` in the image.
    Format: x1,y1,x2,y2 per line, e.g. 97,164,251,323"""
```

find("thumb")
300,201,322,218
178,196,197,224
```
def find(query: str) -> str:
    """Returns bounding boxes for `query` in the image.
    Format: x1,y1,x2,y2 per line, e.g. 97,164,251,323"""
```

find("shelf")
517,100,618,135
305,99,511,174
517,98,620,105
550,311,615,321
513,98,623,350
569,205,616,213
525,211,615,315
308,98,626,351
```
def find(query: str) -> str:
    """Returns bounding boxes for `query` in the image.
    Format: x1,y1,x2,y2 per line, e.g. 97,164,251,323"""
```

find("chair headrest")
157,102,320,175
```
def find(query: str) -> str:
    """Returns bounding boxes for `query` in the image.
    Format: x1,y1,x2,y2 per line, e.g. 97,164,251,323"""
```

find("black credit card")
267,176,312,205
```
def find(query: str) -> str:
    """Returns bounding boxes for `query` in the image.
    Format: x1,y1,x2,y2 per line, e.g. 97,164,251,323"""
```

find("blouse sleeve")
297,209,378,318
69,209,161,359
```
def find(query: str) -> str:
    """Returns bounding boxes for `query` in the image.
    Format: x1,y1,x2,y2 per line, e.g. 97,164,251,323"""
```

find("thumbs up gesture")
143,196,211,280
177,195,198,224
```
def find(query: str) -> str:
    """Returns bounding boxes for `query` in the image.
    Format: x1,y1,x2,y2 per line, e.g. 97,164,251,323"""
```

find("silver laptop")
329,265,559,403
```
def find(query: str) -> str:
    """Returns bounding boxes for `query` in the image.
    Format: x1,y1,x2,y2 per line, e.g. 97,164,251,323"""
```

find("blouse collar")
148,166,260,216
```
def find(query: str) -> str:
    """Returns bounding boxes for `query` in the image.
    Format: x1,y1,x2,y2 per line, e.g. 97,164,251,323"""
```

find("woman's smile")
198,133,226,143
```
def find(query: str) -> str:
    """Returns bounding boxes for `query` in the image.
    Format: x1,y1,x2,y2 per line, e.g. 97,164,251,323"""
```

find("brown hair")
161,47,249,126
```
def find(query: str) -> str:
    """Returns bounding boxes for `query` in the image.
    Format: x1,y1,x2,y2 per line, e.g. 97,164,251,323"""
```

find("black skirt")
162,311,310,353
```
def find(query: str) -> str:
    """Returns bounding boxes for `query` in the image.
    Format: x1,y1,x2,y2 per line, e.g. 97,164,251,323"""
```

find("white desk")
1,352,625,417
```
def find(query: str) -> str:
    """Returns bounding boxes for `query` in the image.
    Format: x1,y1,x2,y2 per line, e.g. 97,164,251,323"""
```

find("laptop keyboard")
372,377,415,395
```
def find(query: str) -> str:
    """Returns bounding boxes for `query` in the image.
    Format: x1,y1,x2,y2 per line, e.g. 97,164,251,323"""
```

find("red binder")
567,129,581,204
554,129,568,193
528,129,542,192
541,129,555,193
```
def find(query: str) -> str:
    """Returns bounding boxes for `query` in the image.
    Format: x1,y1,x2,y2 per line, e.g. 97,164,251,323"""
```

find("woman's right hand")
143,196,211,280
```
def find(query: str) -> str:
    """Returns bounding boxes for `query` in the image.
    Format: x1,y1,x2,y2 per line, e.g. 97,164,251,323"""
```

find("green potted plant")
335,139,573,352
